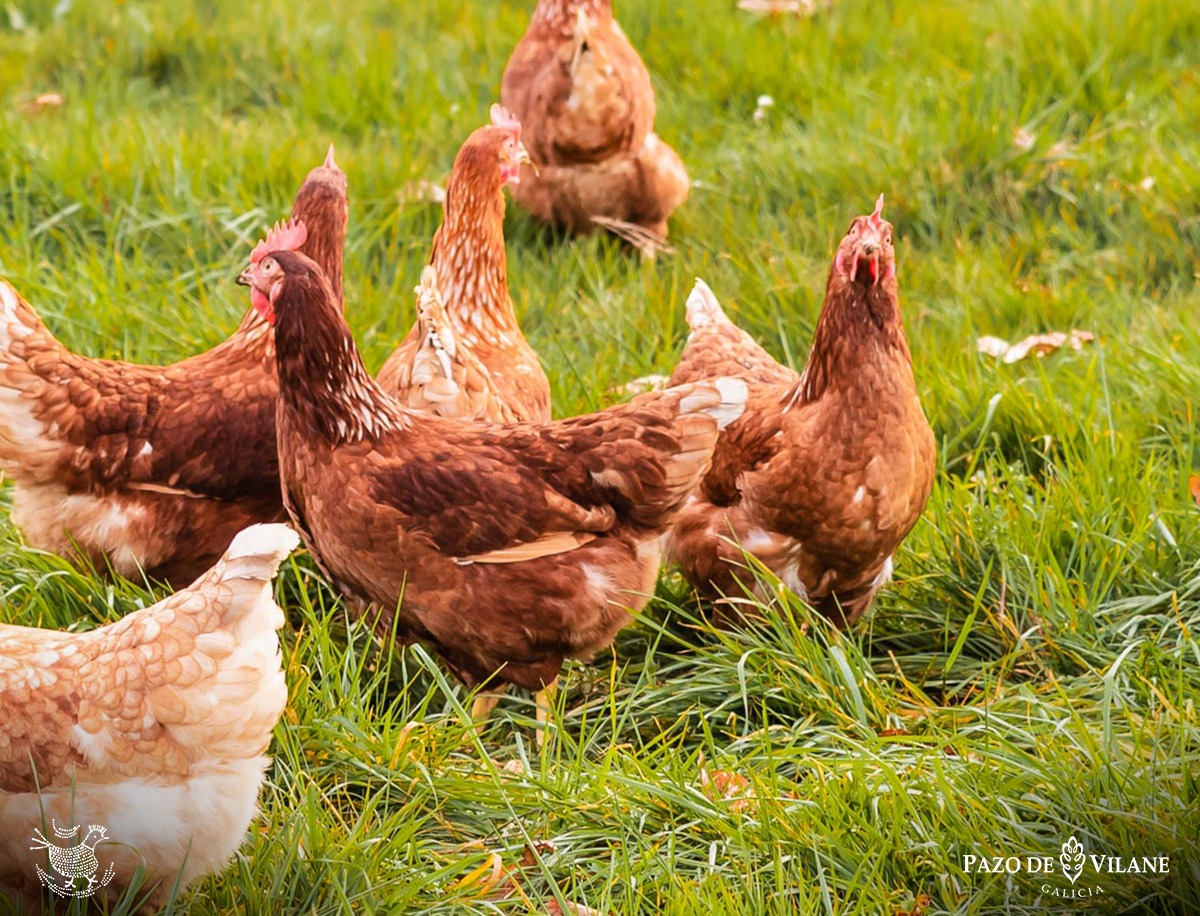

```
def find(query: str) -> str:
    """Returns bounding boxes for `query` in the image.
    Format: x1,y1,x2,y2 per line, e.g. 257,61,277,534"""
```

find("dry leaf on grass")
611,374,670,396
738,0,830,15
546,901,608,916
895,893,932,916
399,180,446,204
698,751,758,814
451,851,506,897
18,93,64,115
977,330,1095,364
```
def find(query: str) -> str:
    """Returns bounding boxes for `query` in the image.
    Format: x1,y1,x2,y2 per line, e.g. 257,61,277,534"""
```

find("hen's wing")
669,280,798,388
0,280,276,499
362,379,747,561
502,16,655,167
0,524,299,792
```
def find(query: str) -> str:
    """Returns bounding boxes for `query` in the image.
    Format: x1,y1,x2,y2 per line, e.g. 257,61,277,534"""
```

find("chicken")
0,148,347,586
500,0,689,251
0,522,300,910
666,197,936,627
377,108,550,424
384,266,519,422
238,247,745,712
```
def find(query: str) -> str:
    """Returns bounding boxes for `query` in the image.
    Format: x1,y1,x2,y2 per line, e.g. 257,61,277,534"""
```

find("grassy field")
2,0,1200,912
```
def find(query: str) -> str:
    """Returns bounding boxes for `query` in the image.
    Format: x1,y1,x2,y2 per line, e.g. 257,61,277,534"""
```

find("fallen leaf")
1189,475,1200,508
895,893,932,916
546,902,608,916
399,180,446,204
738,0,830,15
975,336,1011,359
612,374,670,396
977,330,1095,364
519,840,558,868
451,851,505,898
698,751,758,814
18,92,64,115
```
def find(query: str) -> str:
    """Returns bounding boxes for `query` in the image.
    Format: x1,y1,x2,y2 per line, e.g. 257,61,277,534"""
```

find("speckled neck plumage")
795,277,913,405
273,266,404,445
429,178,518,345
291,172,348,309
530,0,612,34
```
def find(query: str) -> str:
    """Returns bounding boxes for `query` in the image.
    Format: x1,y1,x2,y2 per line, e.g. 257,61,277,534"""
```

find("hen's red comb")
867,194,886,229
489,103,522,139
250,218,308,265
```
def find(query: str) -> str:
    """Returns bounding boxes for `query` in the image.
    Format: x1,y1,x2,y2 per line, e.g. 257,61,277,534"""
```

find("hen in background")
241,246,745,733
0,148,347,586
501,0,689,254
667,198,936,627
0,523,300,910
377,107,551,423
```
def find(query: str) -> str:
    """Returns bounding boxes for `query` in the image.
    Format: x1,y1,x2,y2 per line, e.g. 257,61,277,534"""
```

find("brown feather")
666,208,935,628
377,127,550,423
0,153,347,585
271,251,746,690
500,0,688,240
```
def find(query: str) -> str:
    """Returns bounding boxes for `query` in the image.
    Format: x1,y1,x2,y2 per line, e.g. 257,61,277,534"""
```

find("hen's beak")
236,267,254,288
516,142,539,177
854,229,885,286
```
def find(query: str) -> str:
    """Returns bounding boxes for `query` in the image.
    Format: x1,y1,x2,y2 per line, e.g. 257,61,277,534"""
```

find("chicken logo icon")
1059,835,1086,886
30,820,116,898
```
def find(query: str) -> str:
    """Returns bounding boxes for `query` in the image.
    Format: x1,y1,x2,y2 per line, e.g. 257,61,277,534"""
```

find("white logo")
962,831,1171,902
1060,835,1085,885
29,820,116,899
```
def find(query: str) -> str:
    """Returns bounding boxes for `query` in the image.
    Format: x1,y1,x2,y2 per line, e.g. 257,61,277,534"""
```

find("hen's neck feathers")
273,267,407,446
794,274,914,405
430,172,517,344
530,0,612,34
291,176,348,309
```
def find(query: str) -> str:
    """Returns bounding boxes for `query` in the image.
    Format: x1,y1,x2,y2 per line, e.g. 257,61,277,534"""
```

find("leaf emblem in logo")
1060,835,1085,885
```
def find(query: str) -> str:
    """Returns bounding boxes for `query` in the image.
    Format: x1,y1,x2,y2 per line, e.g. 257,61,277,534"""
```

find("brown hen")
240,248,745,705
377,108,551,423
0,148,346,585
501,0,690,251
0,523,299,909
667,197,936,627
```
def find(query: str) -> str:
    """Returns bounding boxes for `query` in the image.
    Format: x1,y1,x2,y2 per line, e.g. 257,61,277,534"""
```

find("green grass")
2,0,1200,912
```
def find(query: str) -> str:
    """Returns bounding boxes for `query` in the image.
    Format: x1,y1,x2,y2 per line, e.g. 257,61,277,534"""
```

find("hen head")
833,195,895,288
454,106,535,191
238,219,309,324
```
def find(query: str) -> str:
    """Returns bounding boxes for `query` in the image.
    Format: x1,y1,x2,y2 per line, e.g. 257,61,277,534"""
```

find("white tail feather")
684,278,730,330
219,524,301,582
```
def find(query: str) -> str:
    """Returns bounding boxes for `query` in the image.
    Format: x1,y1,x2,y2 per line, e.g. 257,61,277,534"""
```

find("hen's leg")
534,677,558,749
470,686,508,731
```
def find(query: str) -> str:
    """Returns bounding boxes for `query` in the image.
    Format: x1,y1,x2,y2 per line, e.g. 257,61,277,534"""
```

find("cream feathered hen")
384,266,521,422
0,523,300,909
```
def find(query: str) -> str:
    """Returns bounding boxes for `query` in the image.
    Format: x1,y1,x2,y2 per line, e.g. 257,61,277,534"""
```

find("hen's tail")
654,377,747,514
670,279,798,389
684,278,734,331
0,280,70,478
594,377,747,532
